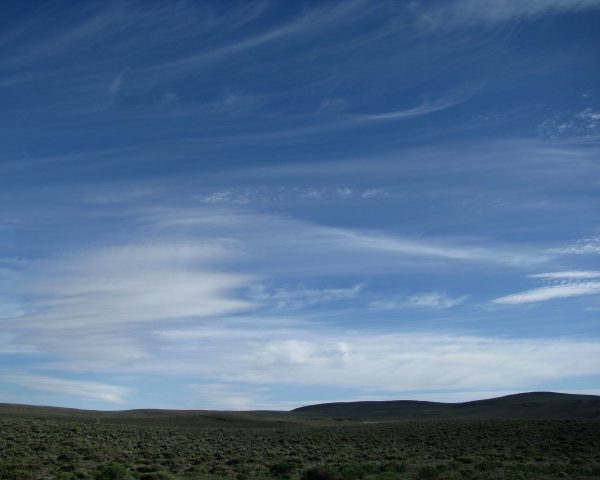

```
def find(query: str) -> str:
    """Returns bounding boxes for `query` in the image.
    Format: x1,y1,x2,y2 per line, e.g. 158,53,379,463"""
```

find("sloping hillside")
0,403,301,427
292,392,600,420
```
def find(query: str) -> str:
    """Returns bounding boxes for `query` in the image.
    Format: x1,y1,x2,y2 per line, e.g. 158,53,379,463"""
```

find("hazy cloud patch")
249,284,363,310
5,375,131,404
370,292,467,310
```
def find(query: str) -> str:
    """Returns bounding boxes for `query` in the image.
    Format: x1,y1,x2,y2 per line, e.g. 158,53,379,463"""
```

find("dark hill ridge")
0,403,302,427
0,392,598,426
292,392,600,420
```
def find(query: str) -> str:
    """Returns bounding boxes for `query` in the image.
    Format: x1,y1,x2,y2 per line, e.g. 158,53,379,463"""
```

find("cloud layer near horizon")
5,328,600,407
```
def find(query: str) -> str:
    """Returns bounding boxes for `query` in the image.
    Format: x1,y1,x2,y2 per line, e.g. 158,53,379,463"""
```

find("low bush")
301,466,337,480
94,463,138,480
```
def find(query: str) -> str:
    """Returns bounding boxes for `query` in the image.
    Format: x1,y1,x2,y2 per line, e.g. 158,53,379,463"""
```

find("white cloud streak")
146,208,548,271
552,235,600,255
12,242,254,329
414,0,600,31
108,71,123,96
359,98,462,121
5,375,130,404
2,2,269,70
249,284,363,310
324,227,544,265
529,270,600,280
151,0,370,76
370,292,467,310
493,282,600,304
192,186,388,205
232,97,465,140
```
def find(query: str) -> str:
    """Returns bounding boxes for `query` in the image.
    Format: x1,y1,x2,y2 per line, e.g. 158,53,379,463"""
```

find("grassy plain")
1,393,599,480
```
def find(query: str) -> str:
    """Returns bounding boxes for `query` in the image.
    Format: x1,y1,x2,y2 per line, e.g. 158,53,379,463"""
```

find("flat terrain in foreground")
1,393,599,479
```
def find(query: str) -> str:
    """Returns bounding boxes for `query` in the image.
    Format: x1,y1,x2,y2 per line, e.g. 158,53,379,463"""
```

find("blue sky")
1,0,600,410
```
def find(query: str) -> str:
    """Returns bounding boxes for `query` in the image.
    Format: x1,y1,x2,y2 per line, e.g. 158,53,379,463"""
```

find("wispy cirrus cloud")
4,375,131,404
529,270,600,280
537,107,600,138
494,265,600,305
108,71,124,98
370,292,467,310
358,97,463,122
1,1,269,70
230,97,466,140
551,234,600,255
193,186,389,205
218,137,599,186
14,331,151,368
146,207,548,268
10,242,254,330
493,282,600,305
0,333,38,354
324,227,546,265
413,0,600,31
153,0,370,72
249,284,363,310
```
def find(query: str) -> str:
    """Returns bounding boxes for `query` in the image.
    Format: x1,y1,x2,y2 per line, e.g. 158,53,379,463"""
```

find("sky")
1,0,599,410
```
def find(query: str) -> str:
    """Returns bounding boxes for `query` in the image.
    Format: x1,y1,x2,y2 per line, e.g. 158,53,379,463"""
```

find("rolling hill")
0,392,598,426
292,391,600,420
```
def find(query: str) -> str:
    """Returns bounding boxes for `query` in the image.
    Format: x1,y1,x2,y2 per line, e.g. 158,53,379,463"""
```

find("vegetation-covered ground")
1,416,599,480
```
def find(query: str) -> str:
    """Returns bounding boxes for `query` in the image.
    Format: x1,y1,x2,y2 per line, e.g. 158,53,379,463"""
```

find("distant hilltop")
0,392,598,426
292,392,600,421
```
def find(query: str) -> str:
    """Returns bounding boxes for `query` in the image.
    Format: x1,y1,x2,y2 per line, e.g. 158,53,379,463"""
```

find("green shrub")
378,461,406,473
337,462,371,479
138,472,174,480
9,471,34,480
94,463,138,480
269,461,295,477
301,466,336,480
55,474,77,480
417,465,439,480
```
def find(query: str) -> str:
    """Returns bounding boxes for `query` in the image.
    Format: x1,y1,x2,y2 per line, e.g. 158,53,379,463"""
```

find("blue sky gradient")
1,0,600,409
